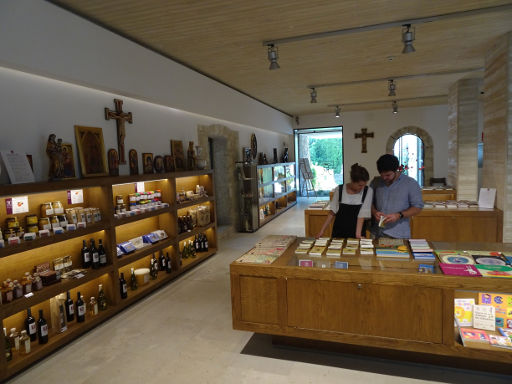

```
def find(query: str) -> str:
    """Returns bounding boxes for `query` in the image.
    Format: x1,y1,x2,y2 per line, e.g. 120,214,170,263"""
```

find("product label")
5,196,29,215
24,339,31,354
28,323,36,335
68,304,74,315
40,324,48,337
83,252,90,262
122,284,127,294
78,304,86,316
100,254,107,264
92,252,99,262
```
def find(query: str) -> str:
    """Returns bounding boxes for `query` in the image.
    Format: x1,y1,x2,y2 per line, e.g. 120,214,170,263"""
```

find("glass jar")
32,273,43,291
52,201,64,214
13,280,23,299
41,202,53,217
22,272,32,294
38,217,51,230
25,214,38,226
6,217,18,229
129,193,137,206
116,195,124,205
27,225,39,233
53,257,64,273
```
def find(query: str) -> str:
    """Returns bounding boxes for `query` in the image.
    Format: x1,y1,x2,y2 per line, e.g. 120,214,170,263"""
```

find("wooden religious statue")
354,128,374,153
105,99,133,164
187,141,196,170
46,134,65,180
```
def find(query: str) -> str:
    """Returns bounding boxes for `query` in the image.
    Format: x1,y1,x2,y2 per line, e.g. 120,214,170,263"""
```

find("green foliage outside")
309,138,343,174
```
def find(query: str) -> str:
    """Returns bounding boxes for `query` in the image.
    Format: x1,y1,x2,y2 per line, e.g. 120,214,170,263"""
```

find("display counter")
230,239,512,373
304,207,503,242
422,188,456,201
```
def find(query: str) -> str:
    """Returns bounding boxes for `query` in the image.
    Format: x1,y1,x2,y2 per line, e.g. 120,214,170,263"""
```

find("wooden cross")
354,128,374,153
105,99,133,164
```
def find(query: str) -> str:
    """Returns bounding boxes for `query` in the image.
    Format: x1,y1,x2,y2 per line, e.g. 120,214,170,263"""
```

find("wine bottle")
76,292,86,322
90,239,100,269
25,307,37,341
166,253,172,274
98,284,107,311
65,290,75,322
37,309,48,344
98,239,107,267
159,251,166,271
20,330,30,355
119,273,128,299
130,267,138,290
81,240,91,268
204,234,208,251
4,328,12,362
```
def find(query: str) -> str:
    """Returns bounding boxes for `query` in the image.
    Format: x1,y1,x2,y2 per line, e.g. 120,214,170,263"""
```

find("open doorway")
393,134,424,187
295,127,343,196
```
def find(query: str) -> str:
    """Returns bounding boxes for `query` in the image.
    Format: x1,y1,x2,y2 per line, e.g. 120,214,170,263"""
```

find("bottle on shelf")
57,303,67,333
90,239,100,269
25,307,37,342
203,233,209,252
119,273,128,299
98,239,107,267
9,328,20,352
159,251,166,271
65,290,75,322
76,291,86,322
130,267,138,290
98,284,107,311
81,240,91,268
165,253,172,274
89,297,98,316
37,309,49,344
4,328,12,362
150,255,158,280
20,330,31,355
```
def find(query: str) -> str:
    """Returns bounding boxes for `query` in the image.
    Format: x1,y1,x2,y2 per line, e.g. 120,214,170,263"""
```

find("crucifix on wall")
354,128,374,153
105,99,133,164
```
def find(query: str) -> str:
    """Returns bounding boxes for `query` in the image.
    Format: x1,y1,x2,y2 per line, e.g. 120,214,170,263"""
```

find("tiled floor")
7,198,511,383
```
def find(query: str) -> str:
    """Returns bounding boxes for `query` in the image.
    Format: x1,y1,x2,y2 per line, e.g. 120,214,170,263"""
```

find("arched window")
393,134,424,187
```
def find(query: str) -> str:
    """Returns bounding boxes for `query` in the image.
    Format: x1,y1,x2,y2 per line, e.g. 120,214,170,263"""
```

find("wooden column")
483,32,512,242
447,79,480,200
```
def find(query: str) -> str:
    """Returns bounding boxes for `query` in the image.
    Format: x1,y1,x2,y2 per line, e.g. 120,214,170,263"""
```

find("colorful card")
472,255,507,266
298,259,313,267
439,263,481,277
454,298,475,326
418,264,435,273
334,261,348,269
440,255,474,264
476,265,512,278
459,327,490,345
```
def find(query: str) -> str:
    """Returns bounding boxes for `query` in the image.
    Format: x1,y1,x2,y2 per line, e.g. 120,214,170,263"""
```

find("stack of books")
409,239,435,261
342,238,359,255
326,239,343,258
359,239,374,255
375,238,409,259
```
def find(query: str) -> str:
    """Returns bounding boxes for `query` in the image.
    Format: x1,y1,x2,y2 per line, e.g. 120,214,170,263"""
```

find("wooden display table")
304,207,503,242
230,239,512,373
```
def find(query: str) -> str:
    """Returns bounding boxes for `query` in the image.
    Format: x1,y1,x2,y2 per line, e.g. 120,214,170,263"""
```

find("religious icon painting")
74,125,108,178
128,149,139,175
61,143,76,179
154,155,165,173
170,140,185,171
142,153,154,174
108,148,119,177
164,155,174,172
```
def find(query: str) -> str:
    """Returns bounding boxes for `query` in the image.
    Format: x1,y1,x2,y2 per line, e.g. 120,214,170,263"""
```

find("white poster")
478,188,496,209
0,151,35,184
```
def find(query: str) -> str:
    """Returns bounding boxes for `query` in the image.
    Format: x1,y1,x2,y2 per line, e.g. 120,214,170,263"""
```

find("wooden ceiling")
52,0,512,116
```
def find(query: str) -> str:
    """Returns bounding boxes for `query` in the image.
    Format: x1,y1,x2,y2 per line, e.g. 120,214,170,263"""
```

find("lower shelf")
259,201,297,228
7,306,118,377
181,248,217,270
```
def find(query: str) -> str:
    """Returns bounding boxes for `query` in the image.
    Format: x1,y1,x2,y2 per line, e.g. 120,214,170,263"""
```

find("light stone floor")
8,198,512,383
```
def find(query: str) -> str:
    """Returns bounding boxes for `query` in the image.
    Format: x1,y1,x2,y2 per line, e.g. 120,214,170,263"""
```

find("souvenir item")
108,148,119,176
74,125,108,177
171,140,185,171
153,155,165,173
164,155,174,172
187,141,196,170
129,149,139,175
104,98,133,164
142,153,154,174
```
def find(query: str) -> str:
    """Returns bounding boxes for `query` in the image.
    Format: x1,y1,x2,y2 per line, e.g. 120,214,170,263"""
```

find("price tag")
67,189,84,204
5,196,29,214
136,182,145,192
74,273,85,279
24,292,34,298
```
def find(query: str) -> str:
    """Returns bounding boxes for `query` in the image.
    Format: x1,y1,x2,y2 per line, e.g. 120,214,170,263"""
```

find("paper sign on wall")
136,182,145,192
0,151,35,184
478,188,496,209
67,189,84,205
5,196,29,214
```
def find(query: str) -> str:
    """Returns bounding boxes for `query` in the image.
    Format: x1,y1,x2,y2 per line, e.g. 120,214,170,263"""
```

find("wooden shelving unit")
0,170,217,381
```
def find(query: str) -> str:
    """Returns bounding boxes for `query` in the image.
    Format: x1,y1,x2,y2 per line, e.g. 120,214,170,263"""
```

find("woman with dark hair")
316,163,373,239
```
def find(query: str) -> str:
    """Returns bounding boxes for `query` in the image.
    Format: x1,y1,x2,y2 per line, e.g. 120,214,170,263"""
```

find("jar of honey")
41,202,53,217
38,217,51,230
6,217,18,229
27,225,39,233
52,201,64,214
25,214,38,226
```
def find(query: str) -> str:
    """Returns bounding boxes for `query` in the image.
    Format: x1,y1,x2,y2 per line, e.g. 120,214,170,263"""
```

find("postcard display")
0,170,217,380
230,237,512,373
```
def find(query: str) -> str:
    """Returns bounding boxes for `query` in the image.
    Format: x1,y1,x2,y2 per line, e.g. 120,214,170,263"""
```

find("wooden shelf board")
111,173,172,185
259,201,296,227
6,305,118,378
176,196,214,210
2,265,114,318
174,169,213,178
118,269,181,307
0,177,109,197
0,221,108,259
177,223,215,242
115,238,175,268
113,206,172,226
180,248,217,270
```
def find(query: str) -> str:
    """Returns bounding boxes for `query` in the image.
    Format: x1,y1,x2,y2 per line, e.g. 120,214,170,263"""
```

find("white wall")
0,0,292,182
295,105,449,181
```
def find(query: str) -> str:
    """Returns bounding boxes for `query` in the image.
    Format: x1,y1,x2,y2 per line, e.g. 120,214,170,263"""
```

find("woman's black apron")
331,184,368,238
